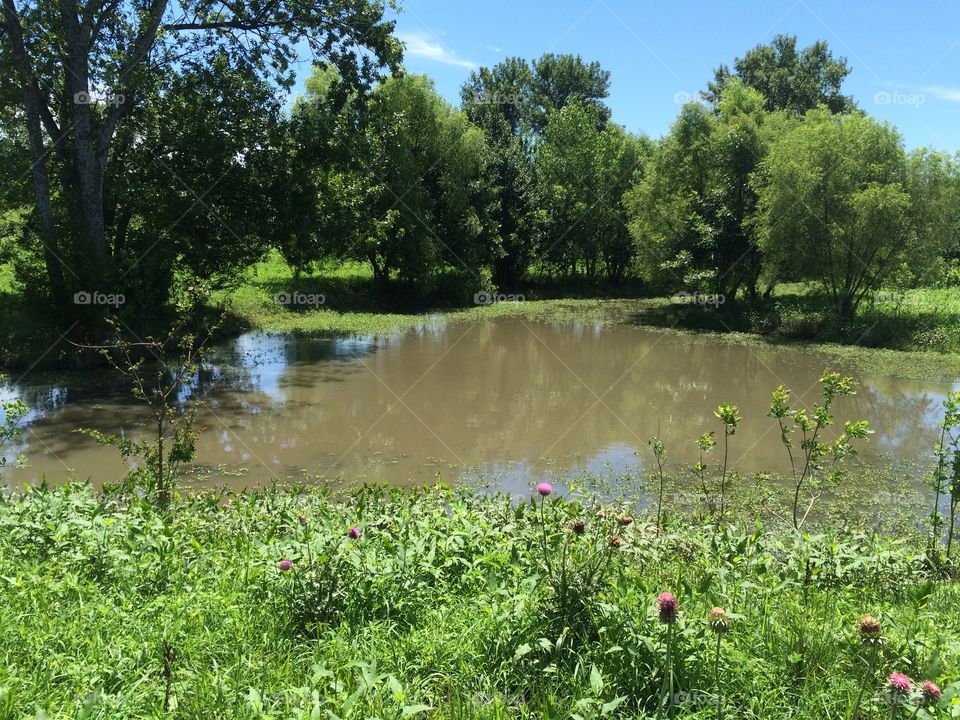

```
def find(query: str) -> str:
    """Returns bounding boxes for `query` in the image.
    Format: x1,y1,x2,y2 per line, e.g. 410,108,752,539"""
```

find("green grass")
215,253,960,382
1,482,958,718
217,252,645,336
3,252,960,378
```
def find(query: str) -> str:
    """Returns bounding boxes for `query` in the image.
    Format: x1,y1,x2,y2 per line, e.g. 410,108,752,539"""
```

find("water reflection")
2,320,956,490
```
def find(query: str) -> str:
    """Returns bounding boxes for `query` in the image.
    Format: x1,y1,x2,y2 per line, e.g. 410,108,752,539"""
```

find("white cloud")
398,32,477,69
920,85,960,102
479,43,504,54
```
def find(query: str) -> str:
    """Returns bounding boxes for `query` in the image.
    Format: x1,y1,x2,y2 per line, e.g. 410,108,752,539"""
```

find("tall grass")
0,483,958,718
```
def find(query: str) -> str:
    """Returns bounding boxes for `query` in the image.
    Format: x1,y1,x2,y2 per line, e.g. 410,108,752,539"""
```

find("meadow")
0,481,958,719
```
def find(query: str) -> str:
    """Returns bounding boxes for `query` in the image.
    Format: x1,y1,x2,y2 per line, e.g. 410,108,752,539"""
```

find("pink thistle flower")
278,559,293,571
888,673,912,695
921,681,942,703
348,527,360,539
536,482,553,497
657,592,679,624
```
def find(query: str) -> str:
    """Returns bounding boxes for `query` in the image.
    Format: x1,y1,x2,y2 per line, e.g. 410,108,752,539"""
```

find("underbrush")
1,483,958,718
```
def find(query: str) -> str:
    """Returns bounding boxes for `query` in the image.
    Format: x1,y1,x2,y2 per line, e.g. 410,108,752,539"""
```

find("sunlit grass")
0,482,957,718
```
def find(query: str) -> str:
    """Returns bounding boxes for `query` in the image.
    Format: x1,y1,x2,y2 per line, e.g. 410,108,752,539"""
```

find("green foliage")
768,370,871,530
460,58,543,287
1,0,401,312
713,403,742,518
0,483,959,717
756,110,916,317
529,53,612,134
929,393,960,561
77,294,219,504
285,71,498,292
705,34,855,114
624,82,790,298
536,101,648,282
0,398,27,474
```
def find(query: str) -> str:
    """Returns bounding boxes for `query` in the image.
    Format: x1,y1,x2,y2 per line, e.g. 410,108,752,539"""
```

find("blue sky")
302,0,960,150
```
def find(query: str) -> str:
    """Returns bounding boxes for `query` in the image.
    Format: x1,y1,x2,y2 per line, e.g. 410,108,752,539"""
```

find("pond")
1,318,956,496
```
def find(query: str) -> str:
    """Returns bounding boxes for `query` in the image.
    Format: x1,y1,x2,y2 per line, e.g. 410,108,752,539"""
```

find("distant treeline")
1,4,958,322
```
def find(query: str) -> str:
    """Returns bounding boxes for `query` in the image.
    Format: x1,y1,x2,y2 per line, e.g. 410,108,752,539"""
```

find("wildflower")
617,514,634,526
536,482,553,497
888,673,912,695
348,527,360,539
609,535,622,548
596,509,606,518
278,559,293,571
709,606,730,633
856,615,883,644
657,592,679,624
921,681,942,704
571,519,586,535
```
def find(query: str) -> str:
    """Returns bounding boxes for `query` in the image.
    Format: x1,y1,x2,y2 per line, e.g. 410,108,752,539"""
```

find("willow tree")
755,110,913,318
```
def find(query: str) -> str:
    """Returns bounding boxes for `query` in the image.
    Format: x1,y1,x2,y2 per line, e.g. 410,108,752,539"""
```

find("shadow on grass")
623,291,960,352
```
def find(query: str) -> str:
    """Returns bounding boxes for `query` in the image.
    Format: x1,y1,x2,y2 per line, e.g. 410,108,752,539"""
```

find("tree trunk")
2,0,68,306
60,0,109,282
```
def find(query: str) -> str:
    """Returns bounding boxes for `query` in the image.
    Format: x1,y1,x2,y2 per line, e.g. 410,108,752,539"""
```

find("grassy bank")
3,253,960,378
218,254,960,382
0,482,958,718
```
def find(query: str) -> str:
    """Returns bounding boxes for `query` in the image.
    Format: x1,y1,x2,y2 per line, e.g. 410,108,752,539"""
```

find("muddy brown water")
2,319,957,496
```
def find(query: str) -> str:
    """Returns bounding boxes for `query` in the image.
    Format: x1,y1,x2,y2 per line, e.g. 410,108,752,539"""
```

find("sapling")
928,393,960,558
694,431,717,513
650,433,667,532
0,399,28,477
74,288,220,506
768,372,871,530
713,404,742,519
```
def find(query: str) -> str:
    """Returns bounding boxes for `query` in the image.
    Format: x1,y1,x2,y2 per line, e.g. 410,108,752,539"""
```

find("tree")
755,110,913,317
285,71,498,293
705,34,854,114
904,149,960,274
0,0,401,310
536,101,647,281
625,82,790,297
530,53,611,134
461,58,542,287
106,57,290,317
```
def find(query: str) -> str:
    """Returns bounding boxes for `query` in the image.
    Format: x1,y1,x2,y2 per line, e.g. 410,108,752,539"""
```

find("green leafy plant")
768,371,871,530
650,432,668,531
0,398,27,476
693,430,717,513
714,403,742,519
76,291,219,505
929,392,960,560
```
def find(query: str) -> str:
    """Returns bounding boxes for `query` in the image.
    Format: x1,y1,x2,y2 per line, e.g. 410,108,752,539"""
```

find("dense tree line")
2,10,959,323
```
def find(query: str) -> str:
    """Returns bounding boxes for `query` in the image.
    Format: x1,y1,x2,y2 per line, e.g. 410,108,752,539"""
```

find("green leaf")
589,664,603,695
601,696,628,715
514,643,532,660
401,704,433,716
75,689,101,720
